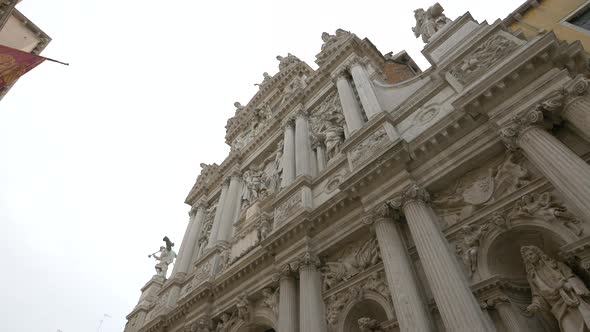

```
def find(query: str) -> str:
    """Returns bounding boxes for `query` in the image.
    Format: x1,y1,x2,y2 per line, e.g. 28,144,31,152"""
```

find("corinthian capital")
362,202,400,225
499,108,545,151
389,183,430,208
291,250,321,271
281,115,295,129
330,67,350,83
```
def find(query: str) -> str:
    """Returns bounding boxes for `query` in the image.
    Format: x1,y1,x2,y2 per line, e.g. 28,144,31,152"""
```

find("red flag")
0,44,45,90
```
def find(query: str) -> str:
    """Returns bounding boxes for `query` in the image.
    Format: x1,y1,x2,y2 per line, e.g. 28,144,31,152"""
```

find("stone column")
171,201,207,277
295,110,313,177
281,118,296,188
207,180,229,248
333,71,364,133
293,251,327,332
499,108,590,222
391,184,492,331
363,203,434,332
349,58,382,119
278,264,298,332
216,172,242,243
313,140,326,173
563,75,590,142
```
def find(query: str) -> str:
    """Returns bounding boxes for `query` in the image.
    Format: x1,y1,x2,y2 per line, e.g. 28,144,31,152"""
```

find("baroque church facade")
125,3,590,332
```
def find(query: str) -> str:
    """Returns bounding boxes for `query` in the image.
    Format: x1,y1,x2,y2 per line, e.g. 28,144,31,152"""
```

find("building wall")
509,0,590,50
0,14,43,52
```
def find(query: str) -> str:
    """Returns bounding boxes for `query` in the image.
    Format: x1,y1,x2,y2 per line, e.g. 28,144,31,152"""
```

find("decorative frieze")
321,236,381,291
274,191,303,226
449,33,519,85
349,128,389,168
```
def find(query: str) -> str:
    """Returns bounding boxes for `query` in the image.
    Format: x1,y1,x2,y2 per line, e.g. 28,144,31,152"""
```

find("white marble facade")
125,4,590,332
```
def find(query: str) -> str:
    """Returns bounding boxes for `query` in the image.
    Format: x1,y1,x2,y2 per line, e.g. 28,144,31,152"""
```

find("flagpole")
43,56,69,66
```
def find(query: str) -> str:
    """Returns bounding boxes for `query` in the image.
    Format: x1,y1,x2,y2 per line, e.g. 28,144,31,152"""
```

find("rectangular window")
569,6,590,31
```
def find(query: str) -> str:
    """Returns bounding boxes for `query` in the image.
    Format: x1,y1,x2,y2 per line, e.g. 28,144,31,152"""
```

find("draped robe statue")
522,245,590,331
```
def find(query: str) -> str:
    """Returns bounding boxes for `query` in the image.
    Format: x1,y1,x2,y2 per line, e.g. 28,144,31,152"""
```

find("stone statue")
320,111,345,161
320,28,351,51
254,72,272,88
150,236,177,278
236,292,250,321
256,217,272,242
215,312,236,332
358,317,383,332
521,245,590,331
241,167,267,208
264,140,283,192
234,102,244,114
276,53,301,71
412,2,451,43
456,224,488,278
261,287,279,315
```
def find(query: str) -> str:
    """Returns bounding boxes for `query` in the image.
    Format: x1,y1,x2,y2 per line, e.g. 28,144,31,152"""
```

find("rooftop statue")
412,2,451,43
254,72,272,88
148,236,177,279
320,28,351,51
276,53,301,71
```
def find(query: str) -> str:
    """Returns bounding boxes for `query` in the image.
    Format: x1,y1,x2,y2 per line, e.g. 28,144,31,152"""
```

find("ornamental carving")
389,183,430,209
350,128,389,168
325,271,390,331
187,317,213,332
412,2,451,43
291,250,321,271
508,192,583,236
358,317,384,332
449,34,519,85
274,191,302,226
321,236,381,291
254,72,272,89
281,75,307,105
215,312,238,332
241,166,269,209
192,260,212,288
197,203,217,257
432,152,531,226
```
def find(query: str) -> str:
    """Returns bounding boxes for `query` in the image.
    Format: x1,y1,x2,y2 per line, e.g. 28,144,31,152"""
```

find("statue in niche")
432,152,530,225
215,312,237,332
358,317,384,332
317,109,346,161
254,72,272,88
508,192,583,236
412,2,451,43
263,140,283,193
197,204,216,256
149,236,177,278
455,224,489,278
521,245,590,331
241,167,268,208
276,53,301,71
249,102,272,137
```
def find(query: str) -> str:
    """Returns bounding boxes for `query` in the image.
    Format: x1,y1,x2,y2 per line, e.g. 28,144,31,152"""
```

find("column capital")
291,250,321,271
499,108,546,151
480,294,510,310
189,205,199,217
295,107,310,119
278,263,295,279
389,183,431,208
362,202,400,225
281,115,295,129
330,67,350,83
346,55,369,70
564,75,590,98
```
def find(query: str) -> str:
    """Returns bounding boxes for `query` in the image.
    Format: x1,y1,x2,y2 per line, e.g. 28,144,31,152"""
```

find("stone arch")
336,291,394,332
478,220,573,281
231,307,276,332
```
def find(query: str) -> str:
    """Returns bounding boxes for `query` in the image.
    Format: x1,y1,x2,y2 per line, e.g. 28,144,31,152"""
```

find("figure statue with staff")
148,236,177,279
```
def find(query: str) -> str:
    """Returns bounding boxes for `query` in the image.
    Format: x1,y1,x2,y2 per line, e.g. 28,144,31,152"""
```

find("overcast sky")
0,1,523,331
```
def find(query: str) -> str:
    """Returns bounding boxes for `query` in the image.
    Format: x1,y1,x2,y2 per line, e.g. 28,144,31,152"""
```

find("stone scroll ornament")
412,2,451,43
149,236,177,278
521,245,590,331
